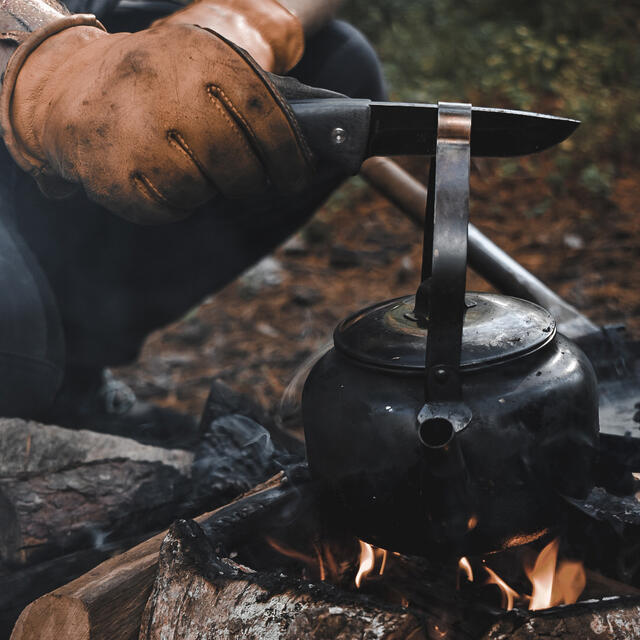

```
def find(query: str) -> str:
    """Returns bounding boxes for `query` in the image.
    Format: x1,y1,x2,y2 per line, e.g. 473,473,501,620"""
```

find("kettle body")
302,293,599,555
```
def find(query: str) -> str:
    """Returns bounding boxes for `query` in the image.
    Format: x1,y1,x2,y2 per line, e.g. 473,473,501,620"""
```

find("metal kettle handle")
414,103,472,409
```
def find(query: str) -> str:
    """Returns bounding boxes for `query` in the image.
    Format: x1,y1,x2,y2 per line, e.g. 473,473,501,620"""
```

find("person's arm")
276,0,343,36
157,0,345,73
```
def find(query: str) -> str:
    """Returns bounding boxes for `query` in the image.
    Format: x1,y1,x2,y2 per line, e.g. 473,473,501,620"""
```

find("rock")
239,256,284,293
564,233,585,250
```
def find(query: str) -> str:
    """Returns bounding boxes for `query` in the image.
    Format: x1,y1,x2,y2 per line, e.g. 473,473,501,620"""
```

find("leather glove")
154,0,304,74
0,15,313,224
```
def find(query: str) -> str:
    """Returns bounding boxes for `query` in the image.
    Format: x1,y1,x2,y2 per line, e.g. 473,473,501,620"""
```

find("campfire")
264,532,587,613
5,425,640,640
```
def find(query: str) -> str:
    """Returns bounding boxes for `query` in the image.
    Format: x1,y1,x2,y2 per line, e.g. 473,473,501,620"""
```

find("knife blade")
289,99,579,175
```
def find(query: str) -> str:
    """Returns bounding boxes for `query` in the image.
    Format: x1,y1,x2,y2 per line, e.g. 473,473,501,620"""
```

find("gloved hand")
154,0,304,74
0,15,313,224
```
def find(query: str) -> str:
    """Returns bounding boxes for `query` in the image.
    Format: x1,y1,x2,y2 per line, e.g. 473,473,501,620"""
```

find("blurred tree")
340,0,640,169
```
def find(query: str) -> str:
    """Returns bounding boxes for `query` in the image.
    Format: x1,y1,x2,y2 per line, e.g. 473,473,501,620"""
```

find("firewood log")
0,413,290,570
9,473,290,640
0,419,194,568
481,597,640,639
139,518,428,640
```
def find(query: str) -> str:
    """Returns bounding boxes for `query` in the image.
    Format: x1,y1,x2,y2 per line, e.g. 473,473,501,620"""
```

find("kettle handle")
414,103,471,405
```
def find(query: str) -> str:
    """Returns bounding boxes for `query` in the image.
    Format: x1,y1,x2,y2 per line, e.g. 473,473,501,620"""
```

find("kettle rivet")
331,127,347,145
434,368,448,382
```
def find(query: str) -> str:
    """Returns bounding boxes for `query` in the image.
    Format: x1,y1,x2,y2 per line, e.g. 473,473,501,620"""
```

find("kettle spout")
418,410,474,547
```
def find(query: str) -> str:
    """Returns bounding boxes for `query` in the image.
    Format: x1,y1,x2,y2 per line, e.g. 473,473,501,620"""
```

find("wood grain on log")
139,518,428,640
0,419,193,568
482,597,640,639
9,474,288,640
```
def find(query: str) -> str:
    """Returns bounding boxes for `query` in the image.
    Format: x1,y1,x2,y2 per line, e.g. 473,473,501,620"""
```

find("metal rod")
360,156,598,339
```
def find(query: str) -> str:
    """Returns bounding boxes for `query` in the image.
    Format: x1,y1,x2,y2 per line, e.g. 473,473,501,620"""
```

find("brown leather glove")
155,0,304,74
0,15,313,224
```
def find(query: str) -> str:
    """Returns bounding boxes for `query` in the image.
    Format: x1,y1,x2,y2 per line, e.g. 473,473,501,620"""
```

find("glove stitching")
132,171,182,211
207,84,268,183
195,26,313,173
166,129,221,193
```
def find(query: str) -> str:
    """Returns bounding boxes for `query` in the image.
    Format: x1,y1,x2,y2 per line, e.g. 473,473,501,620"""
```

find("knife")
289,99,579,175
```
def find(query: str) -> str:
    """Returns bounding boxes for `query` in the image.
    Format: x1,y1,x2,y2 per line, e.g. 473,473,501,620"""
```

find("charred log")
139,519,429,640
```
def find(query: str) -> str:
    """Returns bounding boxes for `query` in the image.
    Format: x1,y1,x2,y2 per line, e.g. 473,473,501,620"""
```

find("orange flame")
266,536,389,588
484,565,520,610
458,556,474,586
266,537,317,568
462,538,585,611
458,556,473,582
267,533,584,612
355,540,389,588
355,541,375,587
525,538,586,610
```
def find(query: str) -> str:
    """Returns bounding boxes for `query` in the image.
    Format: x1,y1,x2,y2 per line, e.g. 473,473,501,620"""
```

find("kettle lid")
334,292,556,372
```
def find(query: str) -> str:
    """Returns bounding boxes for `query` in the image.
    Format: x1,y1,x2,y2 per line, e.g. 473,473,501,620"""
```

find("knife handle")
289,98,372,175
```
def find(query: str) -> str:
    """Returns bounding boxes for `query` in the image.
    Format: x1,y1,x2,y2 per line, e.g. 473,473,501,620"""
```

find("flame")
525,538,586,610
379,549,388,575
267,532,584,612
266,537,317,568
462,538,585,611
458,556,474,586
484,565,520,610
355,541,375,587
355,540,389,588
266,536,388,588
313,542,326,581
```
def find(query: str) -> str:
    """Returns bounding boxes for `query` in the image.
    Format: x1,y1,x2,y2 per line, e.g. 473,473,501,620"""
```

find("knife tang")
289,99,372,175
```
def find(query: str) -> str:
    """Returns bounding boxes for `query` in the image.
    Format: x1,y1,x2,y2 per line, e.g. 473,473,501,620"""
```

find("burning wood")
9,463,640,640
140,520,428,640
8,473,295,640
524,538,586,610
456,538,587,612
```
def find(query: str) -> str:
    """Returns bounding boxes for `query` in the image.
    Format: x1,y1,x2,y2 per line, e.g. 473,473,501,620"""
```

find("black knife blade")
369,102,579,157
289,99,579,175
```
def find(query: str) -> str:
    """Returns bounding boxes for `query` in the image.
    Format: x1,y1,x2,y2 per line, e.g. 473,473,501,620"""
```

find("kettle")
300,102,599,555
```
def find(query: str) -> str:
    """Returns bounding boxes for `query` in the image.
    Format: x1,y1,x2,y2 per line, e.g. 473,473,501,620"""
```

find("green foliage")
339,0,640,172
579,163,615,197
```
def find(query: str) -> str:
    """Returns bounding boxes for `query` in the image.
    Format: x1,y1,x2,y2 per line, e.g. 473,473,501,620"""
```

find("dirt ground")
115,155,640,429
